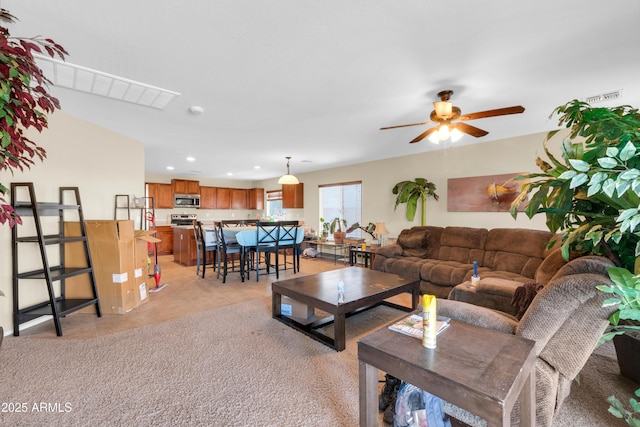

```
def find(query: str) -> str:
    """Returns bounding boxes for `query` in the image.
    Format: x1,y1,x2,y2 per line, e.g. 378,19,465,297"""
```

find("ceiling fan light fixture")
434,100,452,119
277,156,299,185
428,132,440,144
438,124,450,140
450,127,464,142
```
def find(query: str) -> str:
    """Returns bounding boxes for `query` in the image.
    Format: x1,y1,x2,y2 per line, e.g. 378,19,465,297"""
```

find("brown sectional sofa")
373,226,566,315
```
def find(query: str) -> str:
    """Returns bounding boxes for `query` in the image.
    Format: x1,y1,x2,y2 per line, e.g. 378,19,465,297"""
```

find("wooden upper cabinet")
146,183,173,209
230,188,248,209
216,187,231,209
248,188,264,210
172,179,200,194
200,186,217,209
282,183,304,208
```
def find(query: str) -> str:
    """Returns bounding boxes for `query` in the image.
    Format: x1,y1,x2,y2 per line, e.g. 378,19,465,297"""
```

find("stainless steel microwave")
174,194,200,208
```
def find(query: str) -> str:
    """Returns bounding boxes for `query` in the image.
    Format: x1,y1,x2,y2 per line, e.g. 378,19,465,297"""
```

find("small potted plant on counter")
319,217,330,241
329,217,347,244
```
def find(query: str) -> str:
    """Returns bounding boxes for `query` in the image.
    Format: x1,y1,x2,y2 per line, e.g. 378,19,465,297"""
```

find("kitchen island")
172,224,218,267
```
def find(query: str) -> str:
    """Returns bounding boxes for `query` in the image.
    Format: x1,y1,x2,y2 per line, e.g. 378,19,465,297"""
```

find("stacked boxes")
65,220,160,314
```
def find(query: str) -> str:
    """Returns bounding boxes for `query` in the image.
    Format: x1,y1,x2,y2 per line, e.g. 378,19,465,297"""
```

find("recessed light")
188,105,204,115
166,166,175,170
226,172,233,176
186,156,195,162
254,165,261,169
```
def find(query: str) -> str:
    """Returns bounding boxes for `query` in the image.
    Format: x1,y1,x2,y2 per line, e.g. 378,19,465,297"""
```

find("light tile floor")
20,254,381,339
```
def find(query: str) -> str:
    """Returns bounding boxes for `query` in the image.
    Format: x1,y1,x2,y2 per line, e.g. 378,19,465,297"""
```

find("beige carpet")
0,298,637,426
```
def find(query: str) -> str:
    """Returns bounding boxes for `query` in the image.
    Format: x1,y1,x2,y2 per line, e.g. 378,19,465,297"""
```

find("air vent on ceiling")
585,90,623,104
34,54,180,110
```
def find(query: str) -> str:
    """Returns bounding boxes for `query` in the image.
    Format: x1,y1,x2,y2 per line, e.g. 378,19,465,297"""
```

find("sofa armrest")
375,244,403,257
534,248,567,285
437,298,518,334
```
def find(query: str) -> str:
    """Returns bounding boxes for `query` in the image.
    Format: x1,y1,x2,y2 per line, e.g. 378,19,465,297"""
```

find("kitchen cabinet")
155,225,174,255
146,182,173,209
172,179,200,194
282,183,304,208
172,227,198,266
230,188,248,209
216,187,231,209
200,186,217,209
248,188,264,210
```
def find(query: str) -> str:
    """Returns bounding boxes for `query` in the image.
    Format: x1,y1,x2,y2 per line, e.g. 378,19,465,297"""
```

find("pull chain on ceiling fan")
380,90,525,144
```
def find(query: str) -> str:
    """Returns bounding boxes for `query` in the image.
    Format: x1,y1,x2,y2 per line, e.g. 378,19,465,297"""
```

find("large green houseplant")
392,178,439,226
0,8,67,227
510,99,640,425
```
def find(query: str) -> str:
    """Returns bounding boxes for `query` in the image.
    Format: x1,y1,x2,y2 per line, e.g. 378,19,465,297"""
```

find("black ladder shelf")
11,183,102,336
114,194,131,219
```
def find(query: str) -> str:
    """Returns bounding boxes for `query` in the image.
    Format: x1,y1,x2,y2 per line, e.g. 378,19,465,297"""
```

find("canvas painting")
447,173,528,212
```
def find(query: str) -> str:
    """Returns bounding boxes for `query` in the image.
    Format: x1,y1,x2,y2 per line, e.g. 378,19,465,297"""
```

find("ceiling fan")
380,90,525,144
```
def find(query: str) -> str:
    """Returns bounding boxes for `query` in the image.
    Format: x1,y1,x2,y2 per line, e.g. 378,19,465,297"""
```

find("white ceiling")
5,0,640,181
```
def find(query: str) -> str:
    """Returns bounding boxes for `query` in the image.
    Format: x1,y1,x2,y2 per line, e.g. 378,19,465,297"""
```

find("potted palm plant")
392,178,439,226
510,99,640,425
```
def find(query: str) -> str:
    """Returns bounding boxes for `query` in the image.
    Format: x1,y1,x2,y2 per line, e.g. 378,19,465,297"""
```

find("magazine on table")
389,314,451,339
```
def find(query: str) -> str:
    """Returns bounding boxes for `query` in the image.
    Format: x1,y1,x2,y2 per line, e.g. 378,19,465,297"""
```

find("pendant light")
278,156,299,184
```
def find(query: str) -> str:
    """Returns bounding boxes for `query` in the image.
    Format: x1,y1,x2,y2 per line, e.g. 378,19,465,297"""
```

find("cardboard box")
84,220,138,314
133,230,161,306
64,221,161,314
281,296,314,319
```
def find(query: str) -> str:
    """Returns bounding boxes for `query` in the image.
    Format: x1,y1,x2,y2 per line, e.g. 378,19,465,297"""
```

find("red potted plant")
0,8,67,227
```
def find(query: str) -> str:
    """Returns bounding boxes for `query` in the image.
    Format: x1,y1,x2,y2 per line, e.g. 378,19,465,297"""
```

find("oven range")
170,213,198,226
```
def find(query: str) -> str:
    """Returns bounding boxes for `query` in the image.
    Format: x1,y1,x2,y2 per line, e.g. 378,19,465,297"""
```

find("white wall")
0,111,145,333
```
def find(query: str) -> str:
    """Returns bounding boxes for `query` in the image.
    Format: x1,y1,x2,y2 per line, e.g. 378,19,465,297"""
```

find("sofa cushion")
482,228,553,278
437,226,487,263
427,261,474,287
383,256,426,280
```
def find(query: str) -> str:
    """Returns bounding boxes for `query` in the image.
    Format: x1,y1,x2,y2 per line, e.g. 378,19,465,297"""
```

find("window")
266,190,284,218
319,181,362,239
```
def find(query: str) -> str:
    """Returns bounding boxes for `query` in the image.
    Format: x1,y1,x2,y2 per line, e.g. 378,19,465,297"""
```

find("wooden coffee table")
358,319,536,426
271,267,420,351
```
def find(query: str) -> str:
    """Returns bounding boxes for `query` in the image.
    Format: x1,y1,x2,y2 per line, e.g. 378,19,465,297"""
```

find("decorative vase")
613,332,640,383
333,231,346,244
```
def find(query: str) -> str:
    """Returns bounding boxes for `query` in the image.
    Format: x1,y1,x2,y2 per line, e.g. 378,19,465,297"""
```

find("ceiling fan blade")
454,122,488,138
380,121,433,130
409,127,437,143
458,105,525,121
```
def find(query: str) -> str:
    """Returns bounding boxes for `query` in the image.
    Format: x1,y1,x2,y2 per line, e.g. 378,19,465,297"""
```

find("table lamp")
374,222,389,246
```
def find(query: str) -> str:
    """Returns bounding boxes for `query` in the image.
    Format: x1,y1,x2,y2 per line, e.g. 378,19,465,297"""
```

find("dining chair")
249,221,281,281
277,221,301,273
214,221,244,283
193,221,217,278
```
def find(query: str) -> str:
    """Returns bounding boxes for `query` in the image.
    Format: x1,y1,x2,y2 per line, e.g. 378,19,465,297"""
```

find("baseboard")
3,315,54,337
